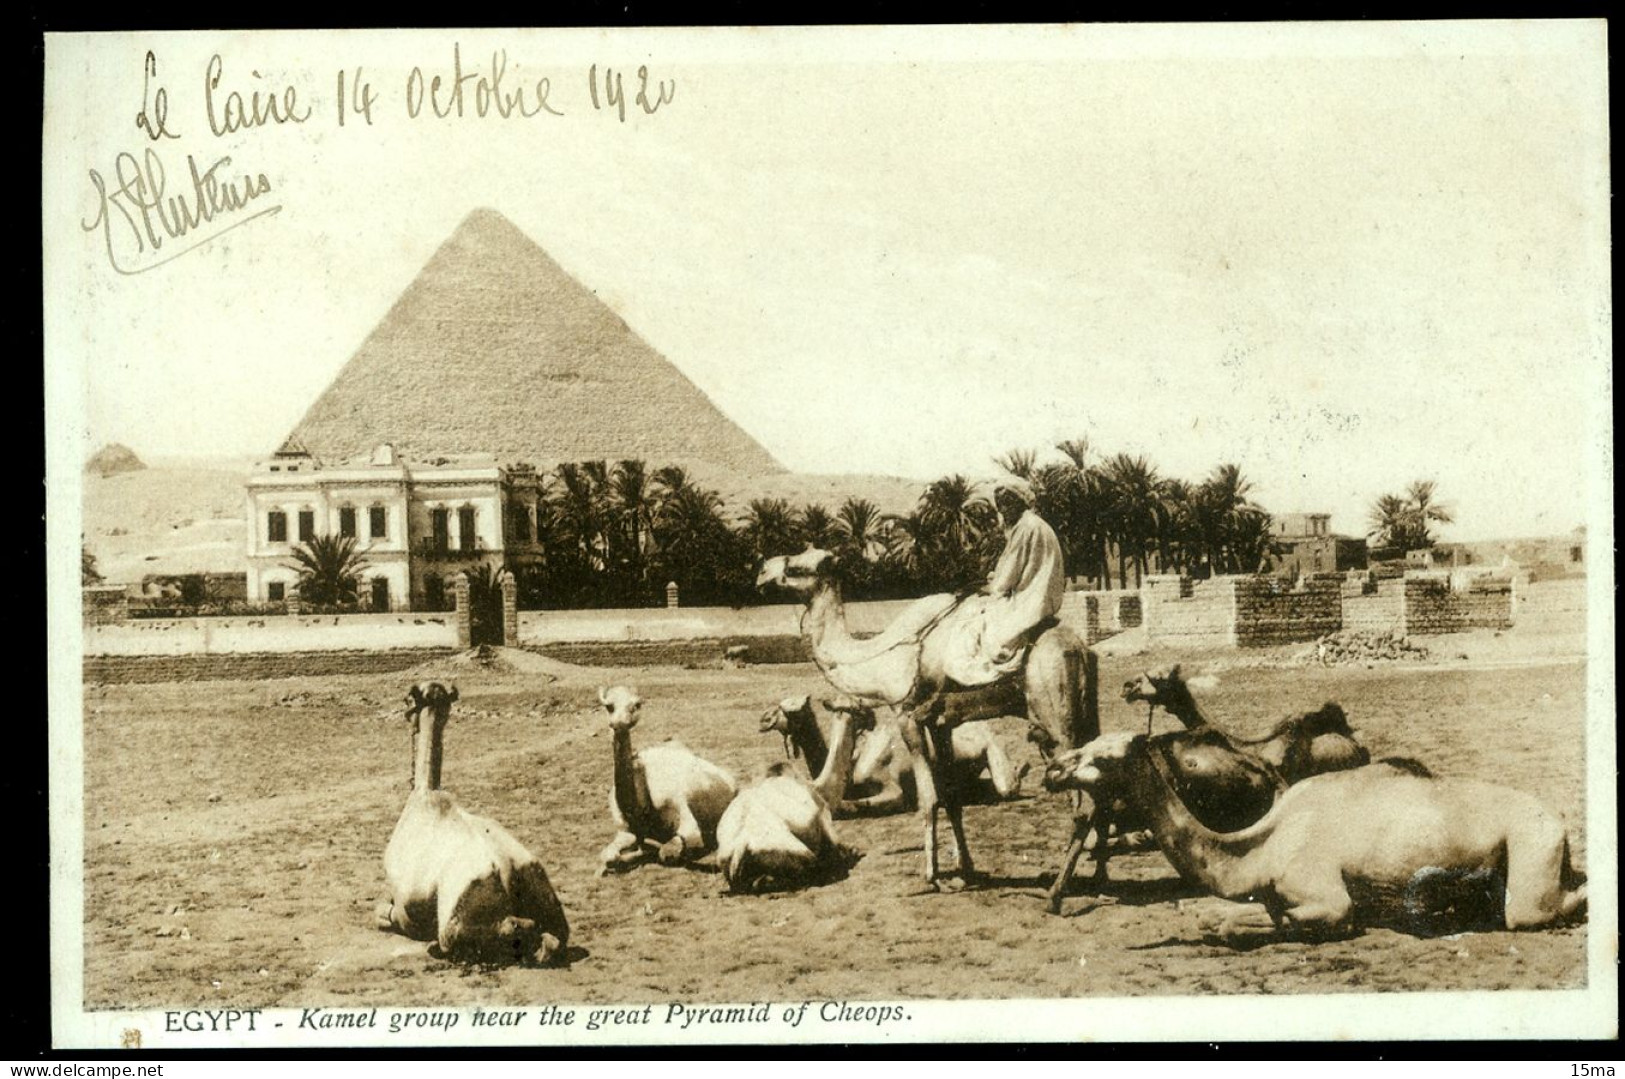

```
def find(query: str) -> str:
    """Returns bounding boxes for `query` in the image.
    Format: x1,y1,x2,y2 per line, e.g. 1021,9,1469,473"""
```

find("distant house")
1267,512,1368,577
245,440,546,611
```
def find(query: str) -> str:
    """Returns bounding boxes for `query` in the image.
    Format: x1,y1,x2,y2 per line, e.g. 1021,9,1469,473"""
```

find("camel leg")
945,800,975,880
983,738,1026,799
1275,873,1357,941
906,718,943,884
1046,823,1089,914
658,806,706,865
840,779,912,817
598,831,647,875
1505,826,1587,929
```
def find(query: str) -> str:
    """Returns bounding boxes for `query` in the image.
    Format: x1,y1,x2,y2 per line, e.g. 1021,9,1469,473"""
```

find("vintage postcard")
44,23,1615,1049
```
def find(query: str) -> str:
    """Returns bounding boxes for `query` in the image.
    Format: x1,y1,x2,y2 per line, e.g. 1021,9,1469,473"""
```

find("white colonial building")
245,440,541,611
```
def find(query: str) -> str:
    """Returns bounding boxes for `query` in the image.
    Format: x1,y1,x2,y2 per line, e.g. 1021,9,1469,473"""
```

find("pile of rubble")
1299,630,1431,666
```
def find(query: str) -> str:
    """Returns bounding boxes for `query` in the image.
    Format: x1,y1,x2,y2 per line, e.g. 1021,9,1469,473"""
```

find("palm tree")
994,448,1037,482
797,503,839,551
1368,492,1420,551
464,562,507,646
1103,453,1163,587
287,533,370,608
81,539,104,586
1405,480,1454,548
608,459,655,602
740,498,799,559
835,497,885,562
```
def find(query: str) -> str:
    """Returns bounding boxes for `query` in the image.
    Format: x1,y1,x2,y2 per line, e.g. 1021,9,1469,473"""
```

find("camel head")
1043,731,1141,792
405,682,459,727
599,685,643,732
755,548,836,595
822,695,878,735
1121,665,1182,706
1299,702,1357,739
759,694,812,735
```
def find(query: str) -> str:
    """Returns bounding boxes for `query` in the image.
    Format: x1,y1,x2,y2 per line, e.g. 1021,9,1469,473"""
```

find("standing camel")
757,548,1099,909
378,682,570,965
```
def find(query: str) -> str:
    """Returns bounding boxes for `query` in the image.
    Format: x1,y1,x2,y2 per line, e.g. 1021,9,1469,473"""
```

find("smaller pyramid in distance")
86,443,146,477
286,209,784,476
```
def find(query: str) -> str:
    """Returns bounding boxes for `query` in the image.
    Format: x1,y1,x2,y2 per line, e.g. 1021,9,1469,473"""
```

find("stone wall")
1233,576,1343,647
526,636,810,668
1142,575,1238,649
83,647,454,684
84,612,459,656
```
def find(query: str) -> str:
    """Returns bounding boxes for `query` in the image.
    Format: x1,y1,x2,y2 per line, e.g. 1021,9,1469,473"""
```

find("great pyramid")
285,209,783,475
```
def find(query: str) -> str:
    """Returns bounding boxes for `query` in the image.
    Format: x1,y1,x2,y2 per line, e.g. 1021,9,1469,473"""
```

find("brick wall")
1142,575,1238,649
1403,575,1514,634
1233,576,1342,647
82,586,129,624
1341,578,1406,636
83,647,455,684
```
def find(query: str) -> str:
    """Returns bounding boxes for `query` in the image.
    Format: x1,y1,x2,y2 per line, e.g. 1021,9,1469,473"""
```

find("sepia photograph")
43,23,1615,1048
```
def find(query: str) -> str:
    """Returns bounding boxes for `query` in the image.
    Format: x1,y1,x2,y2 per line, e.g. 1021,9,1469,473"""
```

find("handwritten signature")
82,148,279,275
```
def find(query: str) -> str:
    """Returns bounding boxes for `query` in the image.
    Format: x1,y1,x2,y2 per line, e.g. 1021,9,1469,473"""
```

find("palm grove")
285,441,1447,615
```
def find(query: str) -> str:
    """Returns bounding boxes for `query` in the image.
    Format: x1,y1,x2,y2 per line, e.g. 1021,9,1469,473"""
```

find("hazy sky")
45,24,1611,541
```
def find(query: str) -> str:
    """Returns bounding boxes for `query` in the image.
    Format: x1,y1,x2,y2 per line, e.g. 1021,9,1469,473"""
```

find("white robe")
941,510,1067,687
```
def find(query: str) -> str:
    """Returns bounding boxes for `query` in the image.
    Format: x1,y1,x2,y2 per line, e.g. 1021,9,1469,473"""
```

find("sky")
44,23,1612,542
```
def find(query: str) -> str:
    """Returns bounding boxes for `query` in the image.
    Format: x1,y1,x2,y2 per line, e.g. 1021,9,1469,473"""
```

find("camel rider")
941,480,1067,688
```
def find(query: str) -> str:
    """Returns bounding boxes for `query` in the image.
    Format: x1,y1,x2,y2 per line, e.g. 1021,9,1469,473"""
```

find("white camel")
1045,731,1588,942
598,686,739,874
716,696,872,892
757,547,1097,907
377,682,570,965
761,695,1027,815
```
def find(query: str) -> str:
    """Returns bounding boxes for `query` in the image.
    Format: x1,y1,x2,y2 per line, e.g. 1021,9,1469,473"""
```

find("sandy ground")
82,624,1591,1009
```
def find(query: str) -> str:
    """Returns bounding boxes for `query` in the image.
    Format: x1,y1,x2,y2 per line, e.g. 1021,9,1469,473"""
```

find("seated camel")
1045,732,1587,943
716,696,872,892
1122,665,1371,783
378,682,570,965
598,686,739,874
759,695,1027,816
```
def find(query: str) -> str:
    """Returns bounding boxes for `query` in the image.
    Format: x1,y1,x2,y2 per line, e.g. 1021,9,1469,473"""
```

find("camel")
1122,665,1370,783
715,695,873,893
377,682,570,965
760,695,1027,815
757,548,1098,908
1044,732,1588,942
598,686,739,874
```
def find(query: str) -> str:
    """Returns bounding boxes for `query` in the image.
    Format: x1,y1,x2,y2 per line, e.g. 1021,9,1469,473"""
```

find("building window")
298,510,315,542
424,575,444,610
268,511,287,542
371,577,390,611
431,508,449,553
339,507,357,538
268,582,285,602
459,506,477,552
370,506,387,539
511,504,532,543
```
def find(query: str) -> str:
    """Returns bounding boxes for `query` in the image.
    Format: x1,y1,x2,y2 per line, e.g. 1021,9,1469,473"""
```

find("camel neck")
813,712,861,806
1124,745,1263,897
786,709,830,775
611,727,661,839
801,578,850,657
412,713,446,792
1164,684,1207,730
